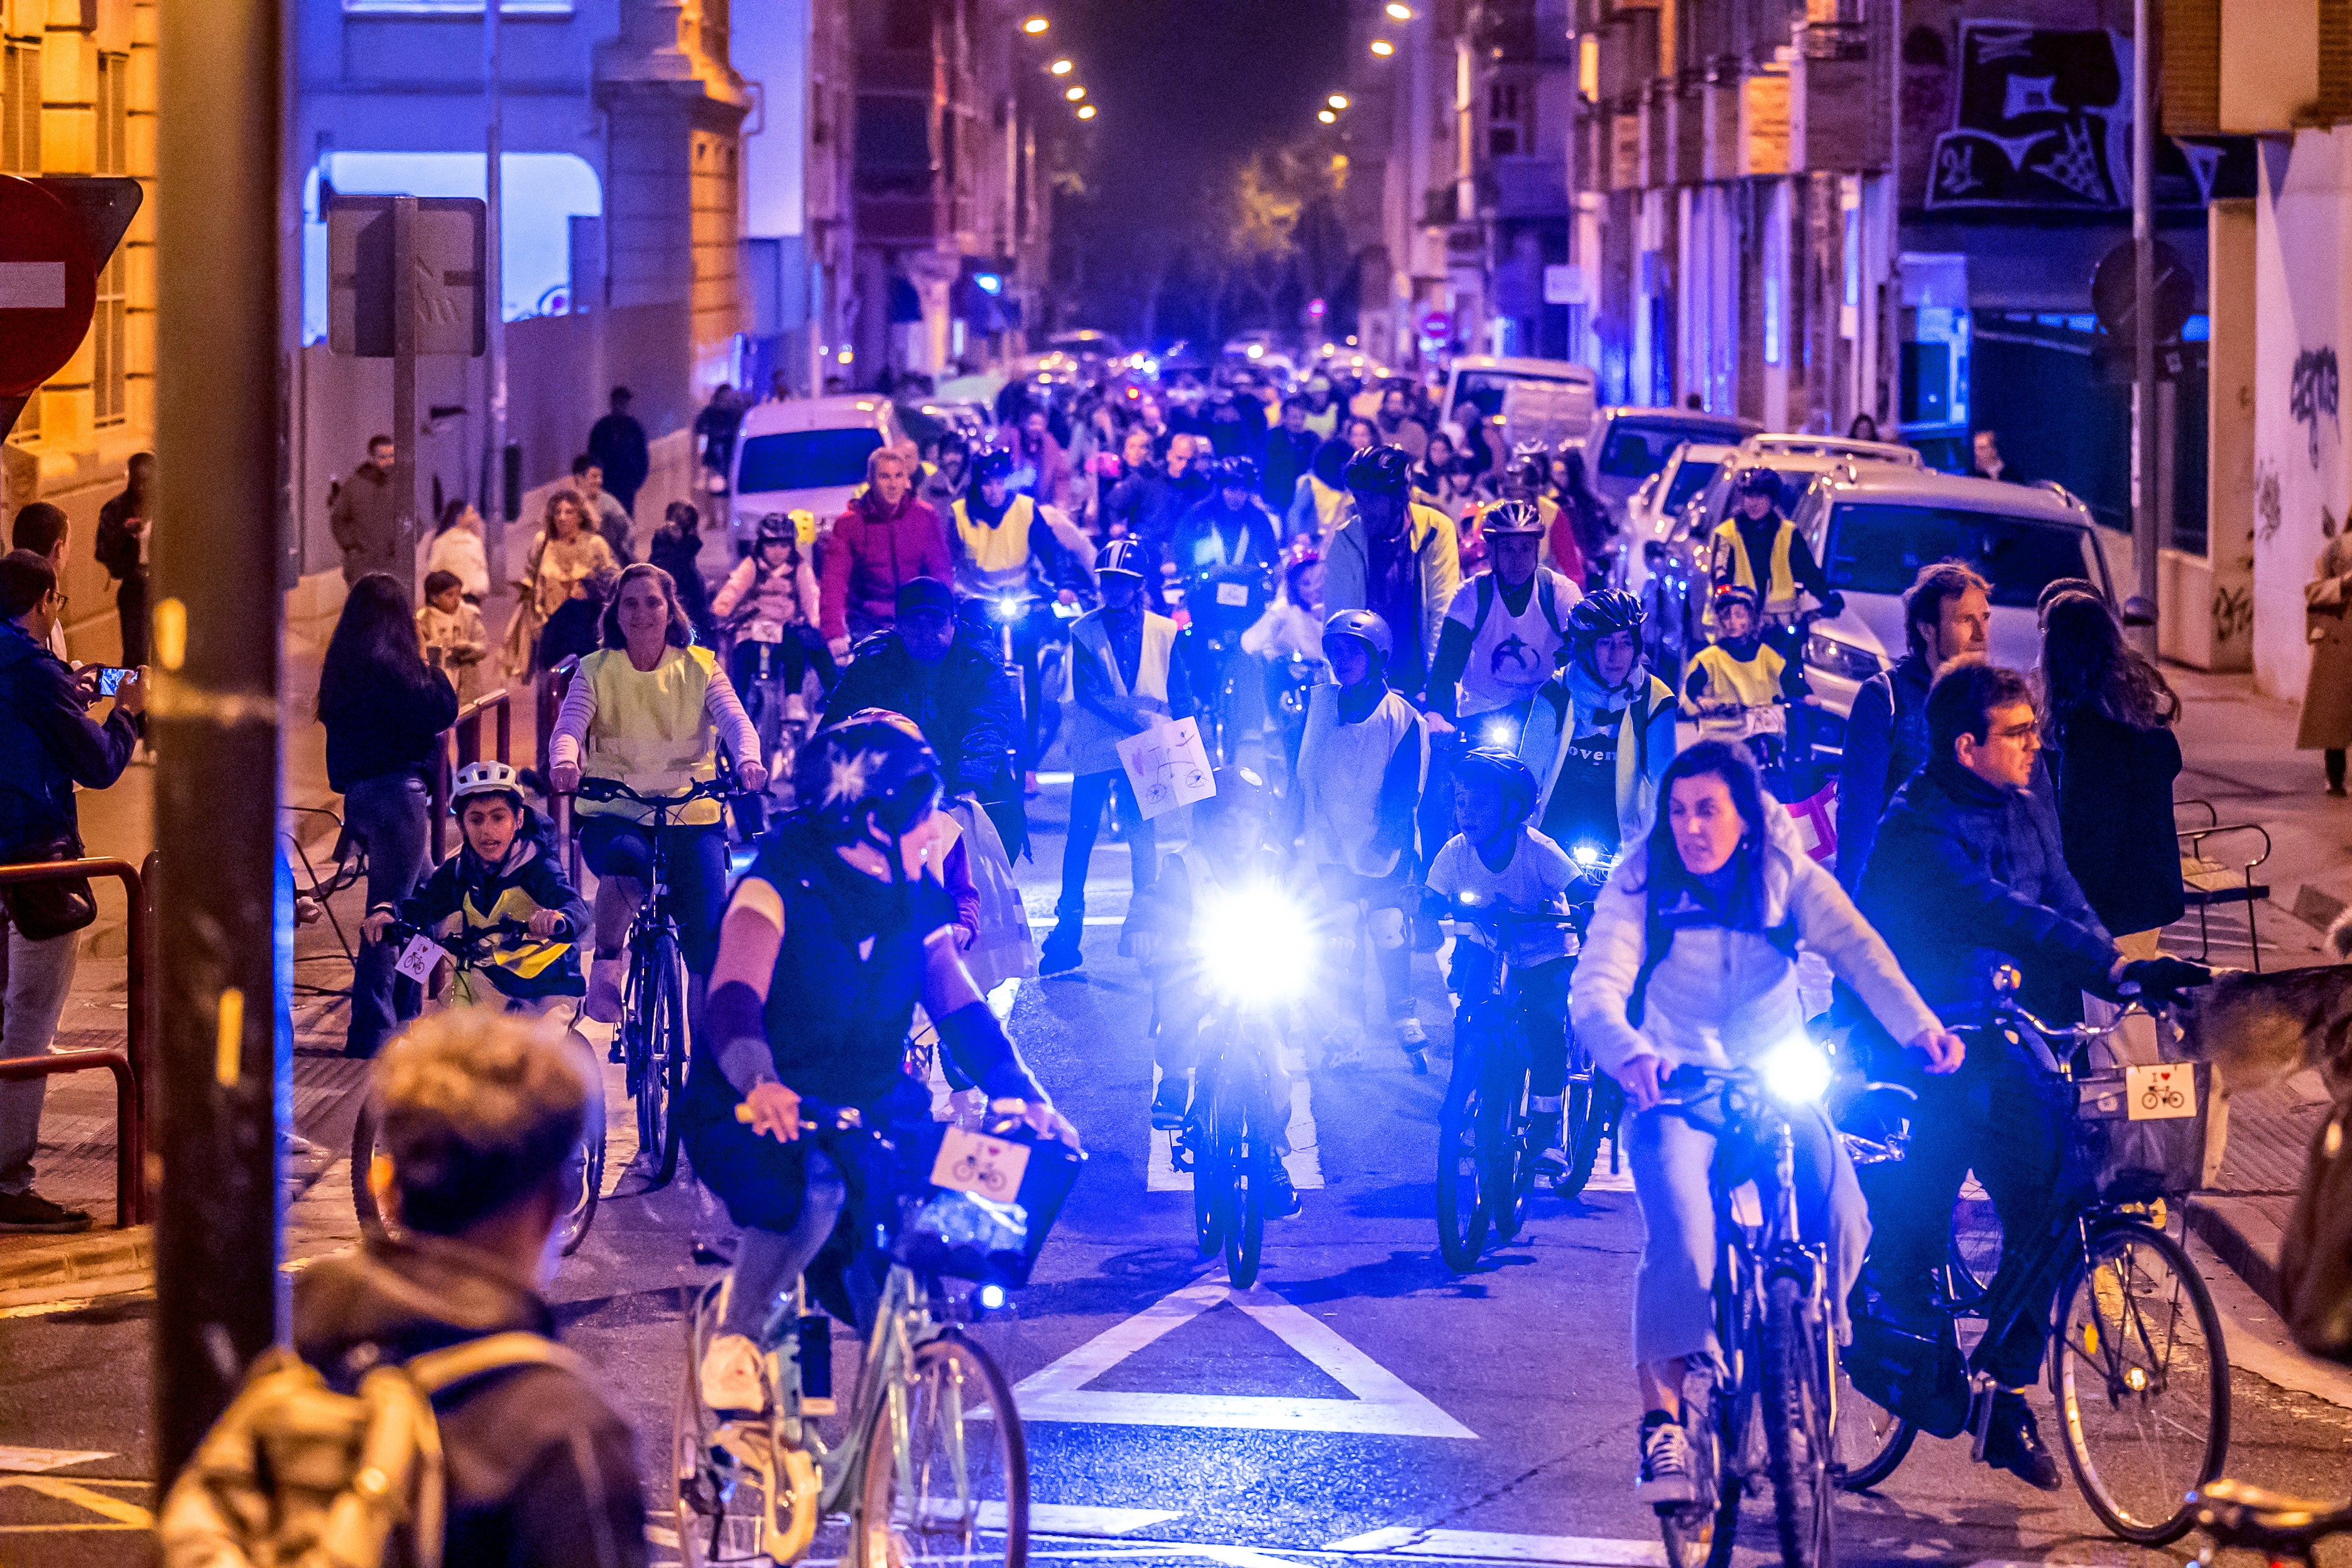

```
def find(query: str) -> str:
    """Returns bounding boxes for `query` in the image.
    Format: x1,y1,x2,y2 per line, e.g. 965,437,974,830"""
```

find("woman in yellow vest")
548,564,767,1020
1706,467,1842,640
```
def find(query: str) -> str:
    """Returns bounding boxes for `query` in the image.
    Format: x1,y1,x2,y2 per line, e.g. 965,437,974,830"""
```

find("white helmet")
450,760,525,814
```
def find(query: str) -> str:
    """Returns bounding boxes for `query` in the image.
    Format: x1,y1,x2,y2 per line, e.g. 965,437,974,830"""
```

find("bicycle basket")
885,1121,1084,1287
2072,1057,2215,1203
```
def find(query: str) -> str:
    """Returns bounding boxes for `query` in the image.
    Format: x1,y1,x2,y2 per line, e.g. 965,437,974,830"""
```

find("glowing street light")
1385,3,1414,18
1075,103,1097,120
1318,109,1337,124
1369,37,1395,56
1050,57,1073,74
1329,94,1349,109
1065,84,1086,101
1021,15,1050,34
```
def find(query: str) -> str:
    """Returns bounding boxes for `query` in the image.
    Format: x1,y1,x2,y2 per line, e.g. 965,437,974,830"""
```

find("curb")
2185,1196,2285,1314
0,1224,152,1304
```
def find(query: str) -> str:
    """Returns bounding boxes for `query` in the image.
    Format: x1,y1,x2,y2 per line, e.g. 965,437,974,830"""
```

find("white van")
1439,356,1598,454
727,395,905,553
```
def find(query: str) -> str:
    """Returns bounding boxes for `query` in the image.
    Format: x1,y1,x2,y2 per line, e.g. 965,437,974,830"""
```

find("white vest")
1061,609,1178,776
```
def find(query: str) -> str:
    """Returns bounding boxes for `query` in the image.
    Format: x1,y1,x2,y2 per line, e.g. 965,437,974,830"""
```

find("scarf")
1565,658,1647,744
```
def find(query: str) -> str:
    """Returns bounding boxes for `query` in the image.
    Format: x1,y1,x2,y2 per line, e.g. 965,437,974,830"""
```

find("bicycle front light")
1760,1037,1832,1105
991,595,1025,623
1570,842,1607,871
1198,890,1314,1004
1478,714,1520,749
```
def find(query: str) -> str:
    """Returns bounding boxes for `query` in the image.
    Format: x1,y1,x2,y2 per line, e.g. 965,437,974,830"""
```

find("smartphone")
92,665,131,697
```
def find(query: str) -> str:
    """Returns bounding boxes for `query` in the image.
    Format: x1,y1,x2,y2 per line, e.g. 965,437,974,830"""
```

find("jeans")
719,1146,850,1344
1054,770,1155,931
0,913,82,1195
577,817,731,976
729,628,837,709
344,771,432,1056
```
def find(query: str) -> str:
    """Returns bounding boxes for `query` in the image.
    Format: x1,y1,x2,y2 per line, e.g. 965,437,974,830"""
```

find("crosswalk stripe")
1324,1528,1664,1565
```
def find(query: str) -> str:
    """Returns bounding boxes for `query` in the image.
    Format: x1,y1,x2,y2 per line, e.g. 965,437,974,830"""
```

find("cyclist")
1484,441,1584,587
548,563,766,1022
1324,444,1460,704
1427,499,1577,746
1423,748,1576,1177
684,711,1075,1414
1569,739,1960,1503
948,444,1096,775
1706,467,1841,650
1853,659,2208,1488
712,514,833,719
1517,589,1679,859
1172,455,1282,763
1129,766,1302,1217
1679,585,1810,718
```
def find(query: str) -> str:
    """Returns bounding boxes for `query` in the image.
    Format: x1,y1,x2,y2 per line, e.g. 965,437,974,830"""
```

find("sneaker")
1038,926,1083,977
1395,1018,1430,1074
1263,1162,1302,1220
585,956,624,1024
1151,1074,1191,1130
1636,1414,1697,1505
0,1190,94,1234
1982,1389,2062,1491
699,1332,767,1416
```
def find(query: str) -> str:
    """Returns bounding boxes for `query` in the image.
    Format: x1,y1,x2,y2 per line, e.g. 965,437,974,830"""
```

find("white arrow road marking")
1008,1279,1475,1437
1325,1527,1666,1565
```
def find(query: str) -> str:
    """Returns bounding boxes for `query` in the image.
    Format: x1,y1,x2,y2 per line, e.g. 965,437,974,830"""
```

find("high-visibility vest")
1061,609,1178,776
952,494,1036,592
576,645,723,826
1711,517,1800,620
1688,641,1787,707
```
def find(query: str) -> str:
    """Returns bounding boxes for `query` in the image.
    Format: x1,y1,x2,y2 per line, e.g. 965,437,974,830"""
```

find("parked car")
1620,439,1739,599
727,394,904,555
1585,406,1762,518
1738,433,1925,469
1439,356,1599,457
1791,467,2117,734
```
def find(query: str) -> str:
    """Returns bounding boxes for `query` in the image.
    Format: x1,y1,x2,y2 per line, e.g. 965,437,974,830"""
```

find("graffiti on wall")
2257,460,2283,544
2212,583,2253,646
2291,346,2341,468
1925,24,2130,209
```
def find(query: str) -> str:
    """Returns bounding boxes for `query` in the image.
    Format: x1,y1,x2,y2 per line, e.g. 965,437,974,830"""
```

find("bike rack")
0,856,150,1226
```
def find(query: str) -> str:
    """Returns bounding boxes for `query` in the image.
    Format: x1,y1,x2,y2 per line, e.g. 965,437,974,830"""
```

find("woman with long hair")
425,497,489,602
1571,740,1957,1502
2039,592,2184,947
548,563,765,1020
318,572,458,1056
511,487,618,676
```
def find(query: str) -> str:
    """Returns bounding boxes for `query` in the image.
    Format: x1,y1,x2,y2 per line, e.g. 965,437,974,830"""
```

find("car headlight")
1197,890,1315,1004
1759,1037,1832,1105
1805,630,1882,683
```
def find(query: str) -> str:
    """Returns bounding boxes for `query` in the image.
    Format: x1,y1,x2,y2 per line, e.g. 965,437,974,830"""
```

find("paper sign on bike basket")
931,1126,1032,1202
1116,717,1216,820
2125,1062,2196,1121
393,934,450,984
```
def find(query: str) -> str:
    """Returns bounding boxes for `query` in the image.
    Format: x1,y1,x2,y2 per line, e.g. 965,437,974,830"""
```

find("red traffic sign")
1418,310,1452,339
0,176,99,397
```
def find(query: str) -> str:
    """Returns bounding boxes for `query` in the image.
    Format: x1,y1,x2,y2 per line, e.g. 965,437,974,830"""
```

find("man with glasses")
1853,658,2206,1490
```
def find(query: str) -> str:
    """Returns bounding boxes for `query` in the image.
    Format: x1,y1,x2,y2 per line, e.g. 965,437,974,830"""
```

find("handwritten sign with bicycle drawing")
1116,717,1217,820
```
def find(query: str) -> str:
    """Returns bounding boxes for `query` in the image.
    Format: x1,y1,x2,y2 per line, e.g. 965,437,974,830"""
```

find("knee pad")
1368,906,1406,950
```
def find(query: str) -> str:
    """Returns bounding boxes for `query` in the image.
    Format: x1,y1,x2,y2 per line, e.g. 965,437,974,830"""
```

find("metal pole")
393,195,420,606
2132,0,2160,651
486,0,508,586
153,0,285,1483
1883,0,1903,428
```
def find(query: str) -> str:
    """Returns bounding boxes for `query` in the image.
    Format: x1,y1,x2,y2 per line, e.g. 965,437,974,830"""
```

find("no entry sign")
0,175,98,398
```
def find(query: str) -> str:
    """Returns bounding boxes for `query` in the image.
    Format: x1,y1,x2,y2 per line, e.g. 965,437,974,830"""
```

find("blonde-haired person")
548,564,765,1021
818,445,951,658
506,487,617,677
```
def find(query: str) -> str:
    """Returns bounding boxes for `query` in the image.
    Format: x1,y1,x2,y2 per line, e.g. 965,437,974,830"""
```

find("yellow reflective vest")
1710,516,1800,621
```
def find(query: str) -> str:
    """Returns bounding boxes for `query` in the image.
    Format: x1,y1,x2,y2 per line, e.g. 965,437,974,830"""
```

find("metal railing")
430,687,514,861
0,856,150,1226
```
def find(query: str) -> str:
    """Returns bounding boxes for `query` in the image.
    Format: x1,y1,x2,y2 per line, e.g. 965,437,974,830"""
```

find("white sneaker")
585,956,624,1025
1636,1419,1698,1505
699,1332,766,1416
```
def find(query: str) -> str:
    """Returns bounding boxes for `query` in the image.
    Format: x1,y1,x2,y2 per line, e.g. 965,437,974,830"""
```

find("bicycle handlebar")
573,773,745,809
378,917,542,961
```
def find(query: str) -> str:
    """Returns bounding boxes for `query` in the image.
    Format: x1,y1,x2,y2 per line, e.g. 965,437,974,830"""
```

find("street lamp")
1369,37,1395,56
1318,109,1337,124
1065,84,1086,101
1076,103,1097,120
1021,15,1050,34
1385,3,1413,18
1329,94,1349,109
1050,57,1073,74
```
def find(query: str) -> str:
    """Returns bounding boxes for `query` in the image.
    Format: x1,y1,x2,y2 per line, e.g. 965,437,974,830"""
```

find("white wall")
737,0,809,241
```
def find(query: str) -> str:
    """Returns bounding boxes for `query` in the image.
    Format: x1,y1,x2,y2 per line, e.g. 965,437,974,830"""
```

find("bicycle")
1830,983,2231,1545
1651,1045,1848,1568
727,612,815,802
2189,1478,2352,1567
350,917,605,1256
1549,848,1628,1204
573,772,746,1187
672,1101,1077,1568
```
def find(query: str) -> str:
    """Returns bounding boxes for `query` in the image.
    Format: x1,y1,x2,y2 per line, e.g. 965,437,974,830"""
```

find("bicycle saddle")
2189,1478,2352,1554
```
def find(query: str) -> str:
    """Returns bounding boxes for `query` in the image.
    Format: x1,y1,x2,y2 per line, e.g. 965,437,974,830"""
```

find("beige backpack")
159,1331,578,1568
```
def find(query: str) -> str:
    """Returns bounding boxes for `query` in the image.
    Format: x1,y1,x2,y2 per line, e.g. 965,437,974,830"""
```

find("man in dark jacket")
329,434,401,585
1262,396,1319,509
0,552,144,1233
295,1008,646,1568
823,577,1026,856
1854,658,2204,1489
1170,456,1280,762
1836,562,1990,891
585,386,650,518
94,451,153,667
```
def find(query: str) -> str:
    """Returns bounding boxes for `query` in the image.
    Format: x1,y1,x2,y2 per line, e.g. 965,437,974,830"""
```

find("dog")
2169,913,2352,1103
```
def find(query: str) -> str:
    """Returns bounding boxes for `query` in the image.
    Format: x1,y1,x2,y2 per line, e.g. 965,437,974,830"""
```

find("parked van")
727,395,905,553
1439,357,1598,454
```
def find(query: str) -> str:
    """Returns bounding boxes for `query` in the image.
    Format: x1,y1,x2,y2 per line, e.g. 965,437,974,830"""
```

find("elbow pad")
935,1000,1042,1104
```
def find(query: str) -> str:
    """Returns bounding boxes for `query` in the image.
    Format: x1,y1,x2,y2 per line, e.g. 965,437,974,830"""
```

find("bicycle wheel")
2049,1219,2230,1545
1435,1070,1491,1272
1190,1063,1228,1258
634,934,689,1186
858,1329,1030,1568
1760,1275,1837,1568
1222,1094,1269,1288
351,1104,384,1234
1945,1180,2002,1313
673,1286,817,1568
559,1116,606,1256
1484,1062,1535,1244
1830,1371,1914,1493
1555,1068,1622,1200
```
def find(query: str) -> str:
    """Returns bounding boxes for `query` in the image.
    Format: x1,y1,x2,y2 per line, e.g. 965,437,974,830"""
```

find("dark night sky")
1048,0,1352,336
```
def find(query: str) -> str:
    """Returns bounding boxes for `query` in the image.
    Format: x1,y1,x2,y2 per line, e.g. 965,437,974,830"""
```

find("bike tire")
1223,1097,1269,1288
1830,1378,1915,1493
1760,1273,1837,1568
634,934,688,1187
560,1115,605,1256
1555,1070,1622,1201
2049,1219,2230,1546
858,1329,1030,1568
351,1104,383,1234
1486,1064,1534,1243
1435,1074,1491,1273
1191,1066,1228,1257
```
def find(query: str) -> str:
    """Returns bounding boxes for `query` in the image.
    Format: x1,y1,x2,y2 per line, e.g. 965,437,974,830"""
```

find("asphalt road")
7,779,2352,1568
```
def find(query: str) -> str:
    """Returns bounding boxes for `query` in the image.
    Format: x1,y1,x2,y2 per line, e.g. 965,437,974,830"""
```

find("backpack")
2280,1099,2352,1365
158,1332,578,1568
1625,884,1799,1028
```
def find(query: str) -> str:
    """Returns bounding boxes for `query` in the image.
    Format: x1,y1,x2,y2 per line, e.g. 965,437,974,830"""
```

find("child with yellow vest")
1682,585,1812,719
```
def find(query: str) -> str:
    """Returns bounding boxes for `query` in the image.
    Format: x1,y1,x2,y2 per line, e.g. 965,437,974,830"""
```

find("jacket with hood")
1571,805,1941,1079
819,493,951,643
293,1234,647,1568
0,618,141,860
1322,500,1461,685
380,807,590,1001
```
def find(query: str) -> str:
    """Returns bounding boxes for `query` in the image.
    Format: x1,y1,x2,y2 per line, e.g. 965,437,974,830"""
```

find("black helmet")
1482,499,1545,536
1342,444,1413,499
1733,466,1781,499
792,709,944,847
970,444,1016,482
1566,588,1646,646
754,514,794,547
1454,747,1538,825
1096,538,1150,579
1212,454,1260,492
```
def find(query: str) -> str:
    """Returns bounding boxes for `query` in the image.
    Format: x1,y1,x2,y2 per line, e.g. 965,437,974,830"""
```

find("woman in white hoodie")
1569,739,1964,1505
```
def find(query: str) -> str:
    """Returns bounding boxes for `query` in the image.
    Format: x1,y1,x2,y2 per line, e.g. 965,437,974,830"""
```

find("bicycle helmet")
450,760,526,815
1481,498,1545,536
1453,747,1537,825
1711,584,1761,622
969,444,1016,484
1733,466,1782,500
1566,587,1646,645
1212,454,1260,493
1322,608,1393,662
754,514,795,548
792,709,944,848
1342,444,1414,499
1097,538,1150,579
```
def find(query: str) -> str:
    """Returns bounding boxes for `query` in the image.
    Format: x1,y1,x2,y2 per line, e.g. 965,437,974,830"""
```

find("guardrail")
0,856,150,1227
431,687,515,861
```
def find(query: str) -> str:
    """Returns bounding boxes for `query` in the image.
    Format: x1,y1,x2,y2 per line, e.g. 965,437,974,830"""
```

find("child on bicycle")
1422,748,1577,1177
1679,585,1810,720
1130,766,1302,1218
712,513,834,716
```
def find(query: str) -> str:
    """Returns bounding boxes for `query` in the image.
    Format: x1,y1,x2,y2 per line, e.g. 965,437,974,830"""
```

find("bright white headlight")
1197,890,1314,1004
1760,1037,1832,1105
1480,716,1518,748
1571,842,1604,869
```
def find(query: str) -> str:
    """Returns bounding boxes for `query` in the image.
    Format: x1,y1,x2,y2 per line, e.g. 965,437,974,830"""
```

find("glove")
1819,590,1848,618
2115,956,2213,1005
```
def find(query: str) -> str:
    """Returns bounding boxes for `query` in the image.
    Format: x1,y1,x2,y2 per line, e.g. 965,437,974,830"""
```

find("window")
2,40,40,175
96,53,127,175
735,428,886,494
856,97,932,175
1821,503,2097,606
90,53,128,427
1598,418,1750,479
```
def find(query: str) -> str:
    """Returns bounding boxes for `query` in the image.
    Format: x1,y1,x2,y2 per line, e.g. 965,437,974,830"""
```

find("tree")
1221,144,1354,335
